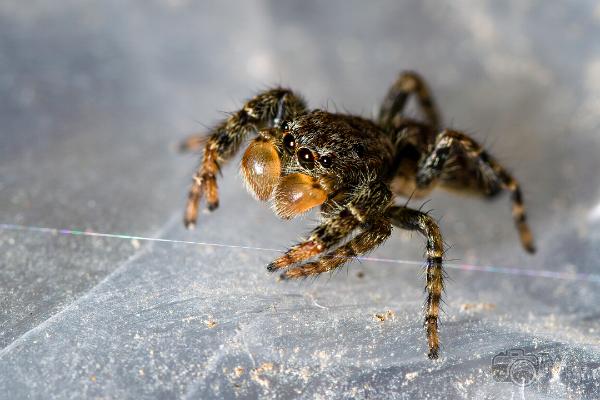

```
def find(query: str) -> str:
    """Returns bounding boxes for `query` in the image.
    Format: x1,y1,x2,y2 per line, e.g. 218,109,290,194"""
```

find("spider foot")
266,241,324,272
428,348,439,360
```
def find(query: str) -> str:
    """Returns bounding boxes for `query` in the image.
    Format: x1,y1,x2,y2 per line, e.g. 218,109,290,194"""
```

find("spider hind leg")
379,71,441,132
416,129,535,253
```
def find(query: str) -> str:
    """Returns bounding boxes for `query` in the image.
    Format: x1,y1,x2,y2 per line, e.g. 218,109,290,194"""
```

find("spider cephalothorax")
180,72,535,359
240,111,395,219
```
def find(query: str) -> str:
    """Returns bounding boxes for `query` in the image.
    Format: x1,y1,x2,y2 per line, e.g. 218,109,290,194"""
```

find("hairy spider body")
180,72,535,359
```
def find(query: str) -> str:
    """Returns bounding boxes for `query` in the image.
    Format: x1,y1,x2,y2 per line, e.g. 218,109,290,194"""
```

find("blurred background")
1,1,600,398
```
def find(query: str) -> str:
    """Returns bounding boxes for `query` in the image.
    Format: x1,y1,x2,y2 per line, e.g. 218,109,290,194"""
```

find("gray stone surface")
1,1,600,398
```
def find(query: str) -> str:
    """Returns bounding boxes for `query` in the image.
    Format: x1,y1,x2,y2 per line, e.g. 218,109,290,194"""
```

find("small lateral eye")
283,133,296,154
319,155,333,168
352,143,365,158
297,147,315,170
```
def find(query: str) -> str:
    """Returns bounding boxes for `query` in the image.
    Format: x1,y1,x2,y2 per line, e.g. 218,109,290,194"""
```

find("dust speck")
205,319,217,328
460,303,496,312
405,371,418,382
250,362,276,388
375,310,395,322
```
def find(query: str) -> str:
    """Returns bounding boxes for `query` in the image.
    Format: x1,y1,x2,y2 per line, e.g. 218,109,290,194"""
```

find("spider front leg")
273,179,393,278
280,217,392,279
386,206,445,360
416,130,536,253
379,71,441,132
182,89,307,228
266,208,361,272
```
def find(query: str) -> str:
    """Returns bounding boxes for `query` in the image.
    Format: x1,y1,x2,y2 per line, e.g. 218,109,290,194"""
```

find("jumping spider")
180,71,535,359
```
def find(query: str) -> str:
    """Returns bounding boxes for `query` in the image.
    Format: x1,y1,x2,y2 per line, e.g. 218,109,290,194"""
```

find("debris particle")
254,362,274,373
356,271,365,278
234,366,244,377
250,362,275,388
374,310,395,322
405,371,418,382
205,319,217,328
131,239,141,249
460,303,496,312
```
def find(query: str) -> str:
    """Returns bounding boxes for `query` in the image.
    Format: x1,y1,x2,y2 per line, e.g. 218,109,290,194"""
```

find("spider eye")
319,155,333,168
297,147,315,170
352,143,366,158
283,133,296,154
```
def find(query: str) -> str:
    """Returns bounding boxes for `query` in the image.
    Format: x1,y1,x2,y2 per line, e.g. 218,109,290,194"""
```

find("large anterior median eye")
297,147,315,170
283,133,296,154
